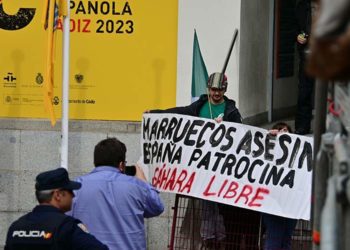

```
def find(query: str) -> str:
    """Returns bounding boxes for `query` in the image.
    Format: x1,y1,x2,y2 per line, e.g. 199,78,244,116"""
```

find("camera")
124,165,136,176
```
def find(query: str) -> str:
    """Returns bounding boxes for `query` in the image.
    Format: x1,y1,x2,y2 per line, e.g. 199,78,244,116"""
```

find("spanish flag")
42,0,67,126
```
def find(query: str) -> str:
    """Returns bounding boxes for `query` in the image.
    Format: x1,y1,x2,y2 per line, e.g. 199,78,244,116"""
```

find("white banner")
141,113,313,220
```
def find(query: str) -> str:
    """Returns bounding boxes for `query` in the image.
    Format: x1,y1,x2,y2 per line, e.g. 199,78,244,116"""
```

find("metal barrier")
169,194,312,250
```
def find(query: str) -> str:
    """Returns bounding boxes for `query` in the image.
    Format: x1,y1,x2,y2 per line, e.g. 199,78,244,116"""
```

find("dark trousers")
295,51,315,133
219,205,261,250
262,214,297,250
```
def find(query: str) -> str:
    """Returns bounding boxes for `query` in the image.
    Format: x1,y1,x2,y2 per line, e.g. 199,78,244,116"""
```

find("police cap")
35,168,81,191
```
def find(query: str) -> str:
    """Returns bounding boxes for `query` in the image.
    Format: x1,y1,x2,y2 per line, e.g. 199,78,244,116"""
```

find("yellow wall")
0,0,178,121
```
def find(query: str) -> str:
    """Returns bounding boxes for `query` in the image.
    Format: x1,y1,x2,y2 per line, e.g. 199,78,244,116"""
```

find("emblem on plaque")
75,74,84,83
36,73,43,85
53,96,60,105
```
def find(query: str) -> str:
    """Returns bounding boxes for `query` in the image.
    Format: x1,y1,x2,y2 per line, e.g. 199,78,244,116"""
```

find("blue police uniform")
5,168,109,250
5,205,108,250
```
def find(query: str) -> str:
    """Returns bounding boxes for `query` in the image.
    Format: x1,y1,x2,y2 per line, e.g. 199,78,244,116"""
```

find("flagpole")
44,0,56,126
61,0,70,169
221,29,238,74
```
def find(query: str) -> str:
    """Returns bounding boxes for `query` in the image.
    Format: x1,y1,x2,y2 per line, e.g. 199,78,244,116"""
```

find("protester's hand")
135,164,147,182
214,117,223,123
144,110,150,113
214,114,224,123
297,33,308,44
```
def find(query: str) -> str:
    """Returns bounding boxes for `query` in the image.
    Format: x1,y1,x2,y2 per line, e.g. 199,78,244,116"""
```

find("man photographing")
70,137,164,250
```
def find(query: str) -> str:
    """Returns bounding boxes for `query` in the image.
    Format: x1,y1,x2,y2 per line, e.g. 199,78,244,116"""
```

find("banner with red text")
141,113,313,220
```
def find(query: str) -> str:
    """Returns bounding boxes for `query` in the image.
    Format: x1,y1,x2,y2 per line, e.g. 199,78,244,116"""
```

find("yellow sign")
0,0,178,121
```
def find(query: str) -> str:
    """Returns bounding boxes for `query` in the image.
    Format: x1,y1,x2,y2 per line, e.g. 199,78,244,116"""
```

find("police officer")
5,168,109,250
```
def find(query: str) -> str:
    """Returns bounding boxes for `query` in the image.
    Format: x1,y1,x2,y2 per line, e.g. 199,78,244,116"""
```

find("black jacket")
295,0,312,53
296,0,312,35
150,94,242,123
5,205,108,250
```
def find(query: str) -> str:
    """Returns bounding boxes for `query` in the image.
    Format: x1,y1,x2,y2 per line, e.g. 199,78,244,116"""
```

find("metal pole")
312,79,328,250
221,29,238,74
267,0,275,122
169,194,180,250
60,0,70,169
313,79,328,160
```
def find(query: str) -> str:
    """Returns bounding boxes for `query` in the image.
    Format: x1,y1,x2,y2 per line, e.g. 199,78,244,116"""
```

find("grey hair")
35,189,55,203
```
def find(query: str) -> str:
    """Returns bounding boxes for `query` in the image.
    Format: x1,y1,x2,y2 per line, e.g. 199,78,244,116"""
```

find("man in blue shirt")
70,137,164,250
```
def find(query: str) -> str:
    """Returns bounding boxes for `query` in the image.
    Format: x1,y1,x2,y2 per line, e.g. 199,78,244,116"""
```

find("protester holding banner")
69,138,164,250
262,122,298,250
148,73,261,249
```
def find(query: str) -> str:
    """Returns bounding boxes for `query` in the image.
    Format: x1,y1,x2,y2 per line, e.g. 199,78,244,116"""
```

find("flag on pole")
58,0,68,16
191,30,208,102
42,0,67,126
